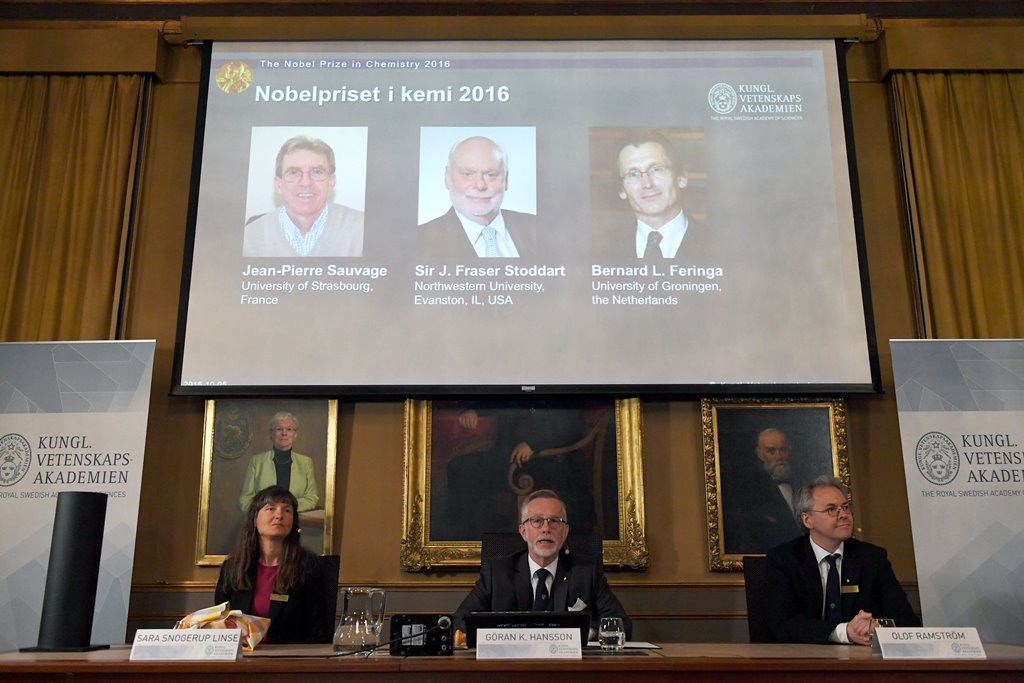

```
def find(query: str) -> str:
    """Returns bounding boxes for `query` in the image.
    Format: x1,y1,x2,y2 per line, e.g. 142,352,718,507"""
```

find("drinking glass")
870,617,896,644
599,616,626,651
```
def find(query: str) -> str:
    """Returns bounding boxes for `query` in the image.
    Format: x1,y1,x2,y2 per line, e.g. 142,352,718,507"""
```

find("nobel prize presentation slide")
174,39,876,393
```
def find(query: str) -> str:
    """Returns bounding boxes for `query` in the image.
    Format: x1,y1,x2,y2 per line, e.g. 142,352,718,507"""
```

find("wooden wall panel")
0,28,166,75
121,44,206,587
845,77,919,579
881,25,1024,73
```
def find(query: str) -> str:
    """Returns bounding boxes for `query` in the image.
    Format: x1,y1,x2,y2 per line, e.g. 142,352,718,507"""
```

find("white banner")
0,341,155,651
891,339,1024,644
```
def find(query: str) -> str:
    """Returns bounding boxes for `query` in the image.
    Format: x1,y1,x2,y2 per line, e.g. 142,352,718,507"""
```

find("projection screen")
173,39,879,395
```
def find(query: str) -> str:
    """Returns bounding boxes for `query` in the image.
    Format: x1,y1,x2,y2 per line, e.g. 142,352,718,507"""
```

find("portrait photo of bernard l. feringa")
589,126,715,263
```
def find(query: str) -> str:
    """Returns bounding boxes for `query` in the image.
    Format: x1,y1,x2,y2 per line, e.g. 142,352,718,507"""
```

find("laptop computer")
464,611,591,648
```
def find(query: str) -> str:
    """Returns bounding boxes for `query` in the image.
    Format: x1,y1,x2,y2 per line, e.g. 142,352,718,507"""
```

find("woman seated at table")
215,485,332,644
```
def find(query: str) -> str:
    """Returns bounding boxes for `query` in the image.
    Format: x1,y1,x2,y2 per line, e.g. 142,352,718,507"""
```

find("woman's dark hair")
223,485,314,592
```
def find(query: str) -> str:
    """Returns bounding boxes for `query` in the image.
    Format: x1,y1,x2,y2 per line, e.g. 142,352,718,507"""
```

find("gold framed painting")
196,398,337,566
401,397,648,571
702,397,850,571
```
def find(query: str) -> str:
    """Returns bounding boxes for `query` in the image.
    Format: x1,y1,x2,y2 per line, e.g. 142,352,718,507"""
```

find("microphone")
335,627,434,658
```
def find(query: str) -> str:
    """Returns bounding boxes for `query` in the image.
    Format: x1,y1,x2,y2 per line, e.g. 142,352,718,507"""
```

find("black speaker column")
22,491,110,652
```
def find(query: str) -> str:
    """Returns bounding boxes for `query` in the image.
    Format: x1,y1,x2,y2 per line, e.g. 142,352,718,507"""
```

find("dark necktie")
824,554,841,623
643,231,664,259
533,568,550,612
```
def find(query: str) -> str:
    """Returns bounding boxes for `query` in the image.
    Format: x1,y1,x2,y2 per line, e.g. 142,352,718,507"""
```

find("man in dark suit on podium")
419,135,540,260
765,476,920,645
453,489,630,643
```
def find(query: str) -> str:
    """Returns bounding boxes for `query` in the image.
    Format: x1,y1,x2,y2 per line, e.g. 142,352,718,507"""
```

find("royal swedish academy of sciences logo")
0,433,32,487
708,83,738,115
915,431,959,486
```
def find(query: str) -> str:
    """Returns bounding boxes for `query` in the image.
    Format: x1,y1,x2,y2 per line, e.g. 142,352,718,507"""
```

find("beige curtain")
0,73,145,341
891,71,1024,338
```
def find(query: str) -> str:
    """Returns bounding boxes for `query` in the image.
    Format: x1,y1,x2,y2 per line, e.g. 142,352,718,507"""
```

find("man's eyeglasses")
280,166,331,183
621,164,671,185
456,169,504,183
806,503,852,518
521,515,568,530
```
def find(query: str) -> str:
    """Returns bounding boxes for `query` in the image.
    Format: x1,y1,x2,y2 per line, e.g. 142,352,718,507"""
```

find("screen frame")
170,38,881,398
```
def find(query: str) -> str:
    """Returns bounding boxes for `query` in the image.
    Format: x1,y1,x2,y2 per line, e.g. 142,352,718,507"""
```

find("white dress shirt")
809,537,849,644
527,555,558,599
455,209,519,257
634,210,687,258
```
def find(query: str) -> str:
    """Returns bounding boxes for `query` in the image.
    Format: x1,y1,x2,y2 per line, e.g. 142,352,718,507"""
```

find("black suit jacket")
453,549,631,639
593,213,715,263
764,536,920,644
419,207,541,260
723,466,802,555
645,214,715,261
214,553,332,644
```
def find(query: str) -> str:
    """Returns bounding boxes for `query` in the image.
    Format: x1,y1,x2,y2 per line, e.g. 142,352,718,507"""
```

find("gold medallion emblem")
215,61,254,94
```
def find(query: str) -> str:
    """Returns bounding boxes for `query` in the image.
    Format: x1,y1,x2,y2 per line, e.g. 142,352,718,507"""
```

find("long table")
2,642,1023,681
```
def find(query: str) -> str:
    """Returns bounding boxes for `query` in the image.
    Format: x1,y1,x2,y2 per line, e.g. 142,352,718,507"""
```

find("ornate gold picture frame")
702,397,850,572
196,399,337,566
401,398,647,571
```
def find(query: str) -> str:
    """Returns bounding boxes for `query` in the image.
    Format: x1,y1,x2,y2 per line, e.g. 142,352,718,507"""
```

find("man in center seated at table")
453,489,631,644
765,476,920,645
